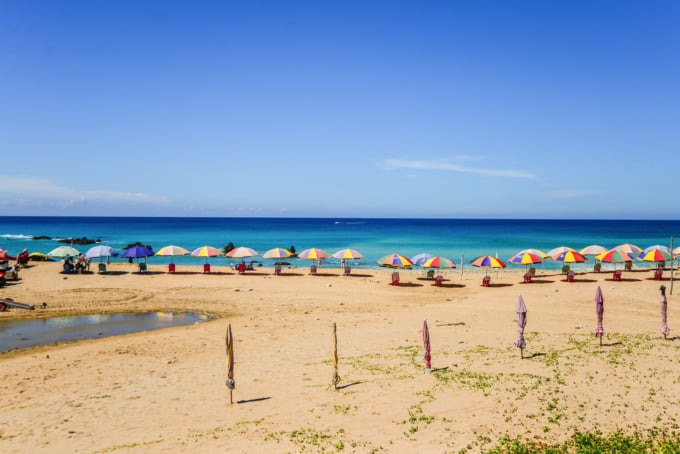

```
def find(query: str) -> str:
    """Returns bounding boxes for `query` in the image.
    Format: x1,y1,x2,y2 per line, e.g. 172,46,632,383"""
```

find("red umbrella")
514,295,527,359
595,286,604,346
423,320,431,372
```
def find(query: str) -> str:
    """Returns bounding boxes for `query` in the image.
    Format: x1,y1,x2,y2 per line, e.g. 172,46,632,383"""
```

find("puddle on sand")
0,312,210,352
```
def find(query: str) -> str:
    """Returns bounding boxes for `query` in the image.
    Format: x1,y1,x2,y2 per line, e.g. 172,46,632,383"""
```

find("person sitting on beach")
75,254,87,273
63,256,75,273
17,249,29,267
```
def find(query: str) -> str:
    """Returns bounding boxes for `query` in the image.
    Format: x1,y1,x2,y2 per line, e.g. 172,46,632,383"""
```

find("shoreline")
1,261,679,452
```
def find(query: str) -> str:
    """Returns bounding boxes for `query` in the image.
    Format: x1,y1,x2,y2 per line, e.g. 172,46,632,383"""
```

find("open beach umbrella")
410,253,435,266
551,250,587,263
298,248,330,261
514,294,527,359
638,248,673,263
672,246,680,256
262,247,293,259
421,256,456,269
516,248,548,259
155,245,189,263
86,245,119,262
332,249,364,260
644,245,671,255
121,245,154,259
660,285,670,340
48,245,81,258
579,245,607,256
423,320,431,372
226,323,235,403
595,286,605,346
596,249,633,270
226,246,259,261
508,251,543,268
28,252,49,261
191,245,219,265
377,253,413,268
614,243,643,255
547,246,575,257
470,255,506,275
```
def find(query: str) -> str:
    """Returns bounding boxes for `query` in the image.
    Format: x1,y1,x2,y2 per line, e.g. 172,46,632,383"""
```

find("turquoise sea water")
1,217,678,272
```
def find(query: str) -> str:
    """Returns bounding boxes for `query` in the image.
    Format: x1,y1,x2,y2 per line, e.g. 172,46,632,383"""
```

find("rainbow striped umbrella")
547,246,575,257
332,248,364,260
551,250,587,263
596,249,633,263
516,248,548,259
579,245,607,256
298,248,330,260
614,243,643,255
226,246,259,259
155,245,189,261
638,248,673,263
421,256,456,269
470,255,507,269
508,251,543,266
377,253,413,268
191,245,220,257
262,247,293,259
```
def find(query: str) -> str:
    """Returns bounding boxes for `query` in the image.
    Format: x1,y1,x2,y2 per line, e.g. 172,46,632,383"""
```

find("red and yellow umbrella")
638,248,672,263
470,255,507,268
596,249,633,264
508,251,543,266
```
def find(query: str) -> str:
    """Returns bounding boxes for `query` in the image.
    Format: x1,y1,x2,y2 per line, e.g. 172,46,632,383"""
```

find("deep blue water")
1,217,678,271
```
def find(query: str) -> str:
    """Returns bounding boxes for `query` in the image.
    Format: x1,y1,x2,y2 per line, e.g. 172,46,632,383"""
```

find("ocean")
1,217,678,271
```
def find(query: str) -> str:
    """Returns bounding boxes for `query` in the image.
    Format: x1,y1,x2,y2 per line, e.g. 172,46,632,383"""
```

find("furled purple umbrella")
423,320,431,373
595,286,605,346
660,285,670,340
514,294,527,359
226,323,235,403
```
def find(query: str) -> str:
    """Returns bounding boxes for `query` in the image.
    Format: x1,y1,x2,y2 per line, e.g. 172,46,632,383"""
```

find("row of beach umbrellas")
41,243,676,271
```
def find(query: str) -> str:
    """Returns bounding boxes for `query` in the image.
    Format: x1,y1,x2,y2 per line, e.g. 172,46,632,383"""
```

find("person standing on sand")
660,285,670,340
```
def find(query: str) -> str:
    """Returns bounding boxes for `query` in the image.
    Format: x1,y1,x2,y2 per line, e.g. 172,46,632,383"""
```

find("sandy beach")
1,261,679,453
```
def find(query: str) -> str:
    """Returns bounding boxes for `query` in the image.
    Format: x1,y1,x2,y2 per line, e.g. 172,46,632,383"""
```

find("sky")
1,1,679,219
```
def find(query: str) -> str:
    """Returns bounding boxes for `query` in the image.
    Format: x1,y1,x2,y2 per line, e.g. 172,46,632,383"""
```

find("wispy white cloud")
549,189,598,199
383,158,536,179
0,176,169,206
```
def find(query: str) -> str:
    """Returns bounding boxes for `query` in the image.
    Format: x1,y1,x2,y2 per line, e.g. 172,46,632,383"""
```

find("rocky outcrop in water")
57,237,100,245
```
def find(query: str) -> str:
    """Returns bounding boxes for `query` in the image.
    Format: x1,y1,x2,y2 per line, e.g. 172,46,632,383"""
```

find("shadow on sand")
237,396,272,405
334,381,362,390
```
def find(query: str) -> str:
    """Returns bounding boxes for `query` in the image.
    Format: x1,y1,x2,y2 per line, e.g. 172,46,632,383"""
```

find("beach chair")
426,270,435,280
594,263,601,273
168,263,176,273
523,272,532,283
624,262,633,271
310,264,317,275
343,266,351,276
613,270,622,281
274,264,282,275
236,263,245,274
98,263,107,274
562,265,570,275
138,262,147,273
434,275,443,287
482,276,491,287
391,272,400,286
654,269,663,281
528,267,536,276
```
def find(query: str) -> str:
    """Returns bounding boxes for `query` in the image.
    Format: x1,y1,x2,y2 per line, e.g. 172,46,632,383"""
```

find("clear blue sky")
1,1,678,219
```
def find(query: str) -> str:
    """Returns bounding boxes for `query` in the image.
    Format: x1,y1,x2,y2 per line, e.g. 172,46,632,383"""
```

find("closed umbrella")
423,320,431,372
595,286,604,346
226,323,235,404
660,285,670,340
332,323,340,388
515,295,527,359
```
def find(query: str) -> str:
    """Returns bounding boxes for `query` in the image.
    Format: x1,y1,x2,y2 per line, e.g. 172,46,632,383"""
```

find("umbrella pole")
520,348,524,360
332,323,340,389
